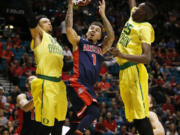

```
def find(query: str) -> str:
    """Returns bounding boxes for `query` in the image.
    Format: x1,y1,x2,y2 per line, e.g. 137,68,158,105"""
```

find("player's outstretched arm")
129,0,136,10
99,0,115,54
149,111,165,135
66,0,80,48
17,94,34,112
20,0,43,47
110,43,151,64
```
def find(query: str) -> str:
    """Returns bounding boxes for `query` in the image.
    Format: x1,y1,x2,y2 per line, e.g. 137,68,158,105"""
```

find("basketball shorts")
66,81,97,119
31,75,68,126
119,62,149,122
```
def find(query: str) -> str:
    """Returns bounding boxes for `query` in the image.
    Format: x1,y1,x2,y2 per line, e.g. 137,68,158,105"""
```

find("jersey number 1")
92,54,96,66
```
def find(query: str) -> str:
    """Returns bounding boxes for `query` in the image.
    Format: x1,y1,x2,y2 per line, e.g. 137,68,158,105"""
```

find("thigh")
41,80,57,126
31,78,43,123
119,65,147,121
55,81,68,121
67,84,86,113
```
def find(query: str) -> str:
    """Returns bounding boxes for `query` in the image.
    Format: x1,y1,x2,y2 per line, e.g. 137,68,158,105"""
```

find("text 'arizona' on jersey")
70,38,104,86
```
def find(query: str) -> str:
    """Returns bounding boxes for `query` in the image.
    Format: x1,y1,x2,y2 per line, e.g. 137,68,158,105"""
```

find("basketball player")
17,76,37,135
65,0,114,134
149,95,165,135
20,0,68,134
110,0,157,135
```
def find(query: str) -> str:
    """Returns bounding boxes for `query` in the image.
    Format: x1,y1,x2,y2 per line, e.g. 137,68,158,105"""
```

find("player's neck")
87,38,97,44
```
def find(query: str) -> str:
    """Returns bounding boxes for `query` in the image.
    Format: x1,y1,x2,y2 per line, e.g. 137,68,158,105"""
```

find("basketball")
73,0,91,6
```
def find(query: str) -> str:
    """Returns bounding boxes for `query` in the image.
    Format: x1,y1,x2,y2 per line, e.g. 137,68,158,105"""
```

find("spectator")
98,75,111,92
1,128,10,135
63,45,72,62
60,20,68,45
0,86,6,105
23,57,35,76
129,126,137,135
10,59,23,85
6,38,13,49
13,34,22,48
166,38,176,48
20,53,29,67
162,96,175,114
7,121,15,134
1,45,14,64
95,116,106,135
64,118,70,127
104,112,117,135
166,123,178,135
0,109,8,126
119,125,129,135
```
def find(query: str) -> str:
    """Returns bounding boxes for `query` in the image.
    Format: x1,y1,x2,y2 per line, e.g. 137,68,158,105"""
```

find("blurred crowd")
0,0,180,134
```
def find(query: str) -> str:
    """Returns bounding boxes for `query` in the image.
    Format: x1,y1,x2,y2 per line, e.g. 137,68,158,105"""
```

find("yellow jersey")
31,31,64,77
116,7,155,65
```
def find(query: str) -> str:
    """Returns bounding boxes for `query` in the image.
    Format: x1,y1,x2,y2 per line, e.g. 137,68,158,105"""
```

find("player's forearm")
153,128,165,135
120,53,151,64
65,2,73,28
21,100,34,112
101,15,115,42
129,0,136,9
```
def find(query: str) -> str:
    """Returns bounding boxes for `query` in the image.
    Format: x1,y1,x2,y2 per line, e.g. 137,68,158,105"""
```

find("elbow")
107,34,115,45
66,27,72,34
144,55,151,64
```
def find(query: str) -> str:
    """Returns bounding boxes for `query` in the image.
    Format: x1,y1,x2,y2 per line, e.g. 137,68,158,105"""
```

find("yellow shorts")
31,76,67,126
119,62,149,122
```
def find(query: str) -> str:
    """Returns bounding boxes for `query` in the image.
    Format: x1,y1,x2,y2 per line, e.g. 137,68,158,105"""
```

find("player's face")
87,25,102,43
132,3,146,22
39,18,53,33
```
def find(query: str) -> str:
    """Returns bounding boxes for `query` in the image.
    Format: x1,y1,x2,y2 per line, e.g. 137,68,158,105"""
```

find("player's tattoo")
65,3,73,28
101,15,115,54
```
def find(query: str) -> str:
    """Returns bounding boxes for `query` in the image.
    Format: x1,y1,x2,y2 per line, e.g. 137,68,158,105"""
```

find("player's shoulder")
141,22,154,30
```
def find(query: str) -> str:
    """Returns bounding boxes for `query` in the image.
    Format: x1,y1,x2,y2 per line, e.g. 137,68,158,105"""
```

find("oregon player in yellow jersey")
20,0,67,135
110,0,157,135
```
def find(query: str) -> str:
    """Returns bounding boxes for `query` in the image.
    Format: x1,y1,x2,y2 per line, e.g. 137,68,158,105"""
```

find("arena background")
0,0,180,134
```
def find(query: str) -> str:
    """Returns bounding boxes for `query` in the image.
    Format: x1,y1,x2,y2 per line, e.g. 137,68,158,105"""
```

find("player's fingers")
99,1,102,5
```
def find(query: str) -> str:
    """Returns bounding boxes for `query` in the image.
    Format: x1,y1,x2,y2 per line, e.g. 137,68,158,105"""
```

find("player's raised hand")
99,0,106,17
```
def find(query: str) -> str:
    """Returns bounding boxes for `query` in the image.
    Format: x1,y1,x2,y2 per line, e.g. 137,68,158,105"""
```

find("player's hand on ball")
99,0,106,16
109,47,123,58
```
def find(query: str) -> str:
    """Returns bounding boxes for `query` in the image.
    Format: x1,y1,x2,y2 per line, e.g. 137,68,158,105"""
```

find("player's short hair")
36,15,48,24
90,21,104,32
145,2,157,20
